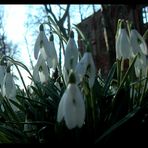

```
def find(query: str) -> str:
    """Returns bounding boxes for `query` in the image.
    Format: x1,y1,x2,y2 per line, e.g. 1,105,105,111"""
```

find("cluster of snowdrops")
0,19,148,144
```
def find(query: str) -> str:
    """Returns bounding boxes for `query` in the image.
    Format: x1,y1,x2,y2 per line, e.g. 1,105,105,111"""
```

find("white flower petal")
74,86,85,128
57,91,67,122
120,29,132,59
33,54,49,83
39,71,47,83
33,64,40,82
134,53,147,77
75,52,96,88
64,85,77,129
0,65,6,87
64,84,85,129
48,41,58,69
64,38,78,70
57,83,85,129
1,79,6,97
130,29,141,55
75,53,89,84
132,29,148,55
46,43,58,69
46,58,53,68
9,86,16,100
34,32,41,60
40,47,48,61
3,73,16,99
42,32,51,60
62,66,69,85
37,54,44,66
39,64,49,83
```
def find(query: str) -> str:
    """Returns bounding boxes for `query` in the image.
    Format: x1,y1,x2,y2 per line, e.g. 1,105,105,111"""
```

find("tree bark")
101,5,116,68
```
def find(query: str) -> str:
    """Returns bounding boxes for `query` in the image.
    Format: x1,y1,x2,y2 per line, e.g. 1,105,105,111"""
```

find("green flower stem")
114,54,138,101
120,58,124,82
137,69,142,101
117,59,121,87
84,82,96,138
129,58,135,109
83,81,93,136
14,63,30,99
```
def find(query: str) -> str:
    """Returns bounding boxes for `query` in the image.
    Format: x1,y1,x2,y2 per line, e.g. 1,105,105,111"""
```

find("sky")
3,5,34,87
2,4,101,88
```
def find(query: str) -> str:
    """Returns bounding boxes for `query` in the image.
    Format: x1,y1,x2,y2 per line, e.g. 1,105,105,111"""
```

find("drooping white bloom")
34,25,51,61
2,71,16,100
130,29,148,56
33,54,49,84
116,28,133,59
57,83,85,129
75,52,96,88
64,30,78,71
57,71,85,129
134,52,147,78
130,29,148,77
1,65,18,111
0,65,6,88
34,25,58,71
63,30,79,85
46,33,58,70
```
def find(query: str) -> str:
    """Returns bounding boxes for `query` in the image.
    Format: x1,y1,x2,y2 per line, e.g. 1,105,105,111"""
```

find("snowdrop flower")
134,53,147,78
64,30,78,71
75,52,96,88
116,25,133,59
130,28,148,77
34,24,51,61
2,67,16,100
130,29,148,56
46,33,58,70
63,30,78,85
33,54,49,84
57,71,85,129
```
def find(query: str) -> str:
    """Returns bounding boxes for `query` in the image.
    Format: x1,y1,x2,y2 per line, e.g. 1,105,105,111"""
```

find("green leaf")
73,24,86,42
114,54,138,99
0,124,28,143
0,131,12,143
9,99,25,112
47,16,67,43
2,98,21,122
103,62,117,96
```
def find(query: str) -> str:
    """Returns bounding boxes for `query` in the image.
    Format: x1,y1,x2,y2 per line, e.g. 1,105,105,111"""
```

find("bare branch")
44,4,58,24
59,5,70,25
